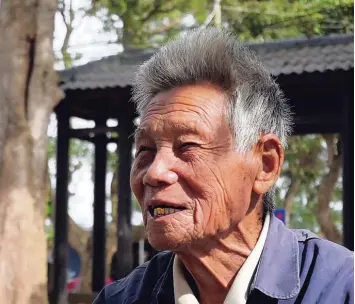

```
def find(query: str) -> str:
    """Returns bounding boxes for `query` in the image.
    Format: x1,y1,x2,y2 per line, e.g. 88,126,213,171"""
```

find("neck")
176,206,264,304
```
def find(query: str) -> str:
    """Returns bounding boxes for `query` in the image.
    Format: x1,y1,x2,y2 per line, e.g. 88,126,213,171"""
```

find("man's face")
130,83,259,250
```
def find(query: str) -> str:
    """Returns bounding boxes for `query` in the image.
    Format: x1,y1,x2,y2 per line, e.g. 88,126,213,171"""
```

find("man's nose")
143,152,178,187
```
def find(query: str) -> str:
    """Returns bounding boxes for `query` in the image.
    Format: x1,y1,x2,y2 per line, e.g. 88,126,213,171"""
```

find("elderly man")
94,28,353,304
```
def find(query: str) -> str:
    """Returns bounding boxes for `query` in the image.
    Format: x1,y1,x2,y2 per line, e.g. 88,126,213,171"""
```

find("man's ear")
253,134,284,195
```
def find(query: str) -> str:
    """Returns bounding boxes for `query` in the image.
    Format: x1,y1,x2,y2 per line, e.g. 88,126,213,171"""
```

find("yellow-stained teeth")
153,207,179,217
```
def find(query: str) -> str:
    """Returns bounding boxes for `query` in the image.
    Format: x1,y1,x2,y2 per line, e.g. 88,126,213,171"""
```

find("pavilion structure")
50,34,354,303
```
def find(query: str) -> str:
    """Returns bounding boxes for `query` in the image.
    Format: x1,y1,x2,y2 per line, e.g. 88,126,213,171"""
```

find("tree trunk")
0,0,62,303
316,135,342,244
283,177,300,225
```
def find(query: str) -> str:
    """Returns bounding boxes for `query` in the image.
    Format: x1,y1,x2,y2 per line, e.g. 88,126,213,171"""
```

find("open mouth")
148,205,186,218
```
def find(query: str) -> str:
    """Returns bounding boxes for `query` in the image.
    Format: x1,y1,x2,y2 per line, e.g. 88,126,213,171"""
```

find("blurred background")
0,0,353,303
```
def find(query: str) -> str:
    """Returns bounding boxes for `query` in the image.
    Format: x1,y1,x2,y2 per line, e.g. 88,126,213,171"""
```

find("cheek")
179,156,227,207
224,168,255,215
191,197,229,237
193,158,254,229
130,165,144,203
181,154,220,190
184,171,228,231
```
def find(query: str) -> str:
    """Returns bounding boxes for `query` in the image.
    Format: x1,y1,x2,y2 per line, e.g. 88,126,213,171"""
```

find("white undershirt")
173,213,270,304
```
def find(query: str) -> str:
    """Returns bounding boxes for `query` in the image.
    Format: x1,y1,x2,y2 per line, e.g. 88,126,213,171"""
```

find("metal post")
116,114,134,278
52,106,70,304
138,239,145,265
92,118,108,293
342,79,354,251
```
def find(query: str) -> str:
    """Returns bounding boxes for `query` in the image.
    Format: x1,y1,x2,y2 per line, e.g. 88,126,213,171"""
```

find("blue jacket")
94,215,354,303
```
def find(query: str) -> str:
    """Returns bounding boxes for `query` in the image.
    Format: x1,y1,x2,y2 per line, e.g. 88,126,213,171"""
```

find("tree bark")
316,135,342,244
0,0,62,303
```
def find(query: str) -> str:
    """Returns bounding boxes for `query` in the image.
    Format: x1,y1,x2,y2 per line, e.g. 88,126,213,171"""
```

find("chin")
147,231,189,252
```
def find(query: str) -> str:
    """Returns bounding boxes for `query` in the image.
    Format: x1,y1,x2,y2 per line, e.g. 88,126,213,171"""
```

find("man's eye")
136,146,154,156
180,142,199,151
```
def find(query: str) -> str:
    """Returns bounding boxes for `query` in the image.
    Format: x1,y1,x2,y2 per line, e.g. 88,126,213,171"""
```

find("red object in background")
274,208,286,224
67,277,81,293
67,277,112,293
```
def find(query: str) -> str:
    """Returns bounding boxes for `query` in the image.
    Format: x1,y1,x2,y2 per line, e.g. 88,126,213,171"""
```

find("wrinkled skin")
130,83,284,303
130,83,273,251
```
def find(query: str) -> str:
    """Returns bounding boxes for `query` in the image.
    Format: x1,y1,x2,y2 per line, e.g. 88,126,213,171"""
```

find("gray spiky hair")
132,28,293,212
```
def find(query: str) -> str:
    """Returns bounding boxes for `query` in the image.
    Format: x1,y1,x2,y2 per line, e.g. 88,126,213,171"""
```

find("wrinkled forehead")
134,84,229,141
134,118,211,142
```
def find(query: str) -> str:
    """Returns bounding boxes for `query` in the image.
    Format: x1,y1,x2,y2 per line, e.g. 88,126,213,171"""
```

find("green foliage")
48,136,57,161
62,51,82,69
283,135,325,182
46,136,93,211
222,0,353,42
132,193,142,211
51,0,351,237
275,135,343,233
69,139,93,174
107,148,118,173
87,0,353,47
88,0,208,47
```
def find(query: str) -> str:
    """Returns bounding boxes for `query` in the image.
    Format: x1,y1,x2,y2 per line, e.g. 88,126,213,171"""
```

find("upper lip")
148,199,187,209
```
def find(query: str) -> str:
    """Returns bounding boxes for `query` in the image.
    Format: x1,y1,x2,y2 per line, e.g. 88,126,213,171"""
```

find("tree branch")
59,0,74,68
58,0,68,27
141,0,180,24
142,2,164,23
69,0,74,24
324,134,337,166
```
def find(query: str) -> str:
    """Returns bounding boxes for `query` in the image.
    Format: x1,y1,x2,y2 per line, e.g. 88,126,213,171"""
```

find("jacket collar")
151,214,301,302
250,213,301,299
151,253,175,303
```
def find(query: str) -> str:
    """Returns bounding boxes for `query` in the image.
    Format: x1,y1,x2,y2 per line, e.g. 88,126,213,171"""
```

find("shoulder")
293,229,353,302
293,228,353,265
93,251,174,304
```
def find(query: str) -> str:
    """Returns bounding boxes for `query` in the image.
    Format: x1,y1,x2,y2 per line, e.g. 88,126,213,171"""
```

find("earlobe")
253,135,284,195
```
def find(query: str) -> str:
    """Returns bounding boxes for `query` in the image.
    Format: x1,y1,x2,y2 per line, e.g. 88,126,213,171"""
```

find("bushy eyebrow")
134,121,210,143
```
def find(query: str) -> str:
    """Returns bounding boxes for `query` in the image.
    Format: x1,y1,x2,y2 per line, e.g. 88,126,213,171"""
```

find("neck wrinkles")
175,208,264,303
